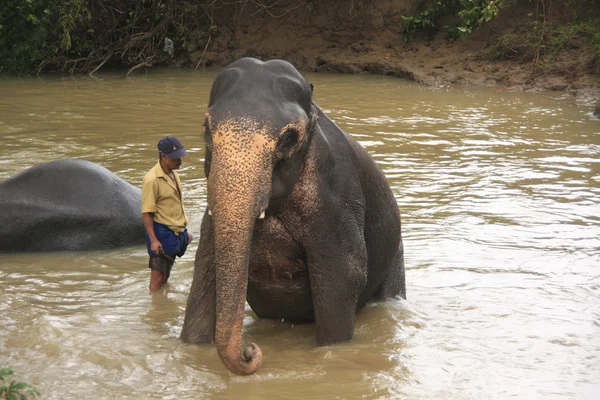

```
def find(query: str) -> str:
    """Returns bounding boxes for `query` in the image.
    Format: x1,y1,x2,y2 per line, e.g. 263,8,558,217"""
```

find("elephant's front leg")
306,224,368,346
181,213,216,344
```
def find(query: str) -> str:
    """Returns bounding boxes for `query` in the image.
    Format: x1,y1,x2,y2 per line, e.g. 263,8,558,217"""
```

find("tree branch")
89,51,113,76
126,62,153,77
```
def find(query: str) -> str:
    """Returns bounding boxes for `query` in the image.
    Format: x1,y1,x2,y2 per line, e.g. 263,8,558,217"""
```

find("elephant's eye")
277,129,298,158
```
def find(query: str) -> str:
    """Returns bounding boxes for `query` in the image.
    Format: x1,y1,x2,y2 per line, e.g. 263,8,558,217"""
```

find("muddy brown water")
0,70,599,399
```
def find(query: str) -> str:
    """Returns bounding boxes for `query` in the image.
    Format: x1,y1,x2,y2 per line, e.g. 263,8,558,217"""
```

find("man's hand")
150,238,163,256
187,232,193,244
142,213,163,256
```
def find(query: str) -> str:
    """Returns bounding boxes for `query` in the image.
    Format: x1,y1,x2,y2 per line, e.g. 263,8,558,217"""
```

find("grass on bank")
402,0,600,75
493,17,600,74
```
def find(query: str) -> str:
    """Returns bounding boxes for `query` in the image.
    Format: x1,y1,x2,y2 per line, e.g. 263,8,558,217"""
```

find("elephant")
180,57,406,376
0,159,144,252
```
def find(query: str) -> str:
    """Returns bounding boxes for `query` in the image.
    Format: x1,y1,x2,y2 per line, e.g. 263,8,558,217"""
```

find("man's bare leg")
150,269,165,291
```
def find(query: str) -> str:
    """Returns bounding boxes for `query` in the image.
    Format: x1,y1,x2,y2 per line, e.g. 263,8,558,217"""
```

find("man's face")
161,154,182,169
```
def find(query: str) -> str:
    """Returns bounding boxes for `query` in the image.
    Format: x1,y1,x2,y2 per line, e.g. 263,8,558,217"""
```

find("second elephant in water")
180,57,406,375
0,159,144,252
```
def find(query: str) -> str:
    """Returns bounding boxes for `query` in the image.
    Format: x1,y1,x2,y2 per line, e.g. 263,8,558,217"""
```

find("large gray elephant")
181,58,406,375
0,159,144,252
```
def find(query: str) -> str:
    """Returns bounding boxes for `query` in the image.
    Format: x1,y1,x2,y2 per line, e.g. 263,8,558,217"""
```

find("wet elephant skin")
180,57,406,376
0,159,144,252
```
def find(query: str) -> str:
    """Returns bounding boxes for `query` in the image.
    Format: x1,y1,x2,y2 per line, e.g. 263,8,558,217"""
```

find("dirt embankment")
173,0,600,107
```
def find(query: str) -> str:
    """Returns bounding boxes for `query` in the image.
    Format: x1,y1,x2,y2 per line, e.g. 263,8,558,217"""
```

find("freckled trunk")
209,160,268,375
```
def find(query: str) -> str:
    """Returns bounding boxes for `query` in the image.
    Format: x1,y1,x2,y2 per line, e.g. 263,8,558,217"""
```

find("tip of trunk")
218,342,263,376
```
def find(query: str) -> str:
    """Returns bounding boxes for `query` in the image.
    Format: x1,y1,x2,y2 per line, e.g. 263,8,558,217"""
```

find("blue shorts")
145,222,189,258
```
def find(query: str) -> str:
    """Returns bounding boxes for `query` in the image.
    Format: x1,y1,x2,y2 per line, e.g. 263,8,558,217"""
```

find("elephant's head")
203,58,318,375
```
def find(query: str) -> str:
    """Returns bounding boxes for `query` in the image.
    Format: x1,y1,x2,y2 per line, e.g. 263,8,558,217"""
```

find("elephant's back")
0,160,144,252
1,159,140,209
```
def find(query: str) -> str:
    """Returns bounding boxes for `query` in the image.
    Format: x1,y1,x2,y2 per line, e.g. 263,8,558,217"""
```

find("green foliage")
0,0,217,75
401,1,459,38
0,0,57,74
402,0,504,40
0,368,40,400
0,0,94,74
57,0,90,51
1,0,598,75
448,0,502,39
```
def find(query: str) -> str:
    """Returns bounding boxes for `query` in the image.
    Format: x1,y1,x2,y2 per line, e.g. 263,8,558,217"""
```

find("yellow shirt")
141,162,189,234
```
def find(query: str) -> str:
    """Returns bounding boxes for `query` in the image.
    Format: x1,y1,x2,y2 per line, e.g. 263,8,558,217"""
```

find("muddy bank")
173,0,600,106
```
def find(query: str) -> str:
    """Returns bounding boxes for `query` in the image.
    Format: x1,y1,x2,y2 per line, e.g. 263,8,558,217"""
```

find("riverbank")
175,1,600,107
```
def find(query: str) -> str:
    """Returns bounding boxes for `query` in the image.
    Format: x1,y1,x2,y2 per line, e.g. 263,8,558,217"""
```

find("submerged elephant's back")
1,160,140,209
0,160,144,252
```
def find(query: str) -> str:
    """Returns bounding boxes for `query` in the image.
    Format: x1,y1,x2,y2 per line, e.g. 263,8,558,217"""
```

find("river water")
0,69,599,399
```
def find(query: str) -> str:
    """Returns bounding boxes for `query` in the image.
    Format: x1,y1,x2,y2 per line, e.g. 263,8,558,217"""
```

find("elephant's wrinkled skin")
181,58,406,375
0,160,144,252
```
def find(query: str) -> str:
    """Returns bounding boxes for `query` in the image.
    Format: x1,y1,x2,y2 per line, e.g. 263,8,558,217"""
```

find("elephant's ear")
308,103,319,133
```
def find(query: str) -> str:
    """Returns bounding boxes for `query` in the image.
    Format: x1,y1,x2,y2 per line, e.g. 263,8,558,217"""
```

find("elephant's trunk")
213,215,263,375
208,141,271,375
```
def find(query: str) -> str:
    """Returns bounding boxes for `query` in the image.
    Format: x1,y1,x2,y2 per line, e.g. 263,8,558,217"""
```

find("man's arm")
143,212,163,256
141,176,161,256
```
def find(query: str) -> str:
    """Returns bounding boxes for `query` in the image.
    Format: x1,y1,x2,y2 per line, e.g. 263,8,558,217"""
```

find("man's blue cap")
157,136,187,159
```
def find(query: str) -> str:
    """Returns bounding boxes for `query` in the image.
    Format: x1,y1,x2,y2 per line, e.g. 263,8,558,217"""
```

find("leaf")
26,14,40,25
10,382,27,391
0,368,15,380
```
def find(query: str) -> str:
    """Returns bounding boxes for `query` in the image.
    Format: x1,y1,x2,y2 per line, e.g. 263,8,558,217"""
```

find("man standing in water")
142,136,193,291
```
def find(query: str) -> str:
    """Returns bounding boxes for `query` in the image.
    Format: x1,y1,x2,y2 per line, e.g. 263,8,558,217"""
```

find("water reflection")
1,70,599,399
